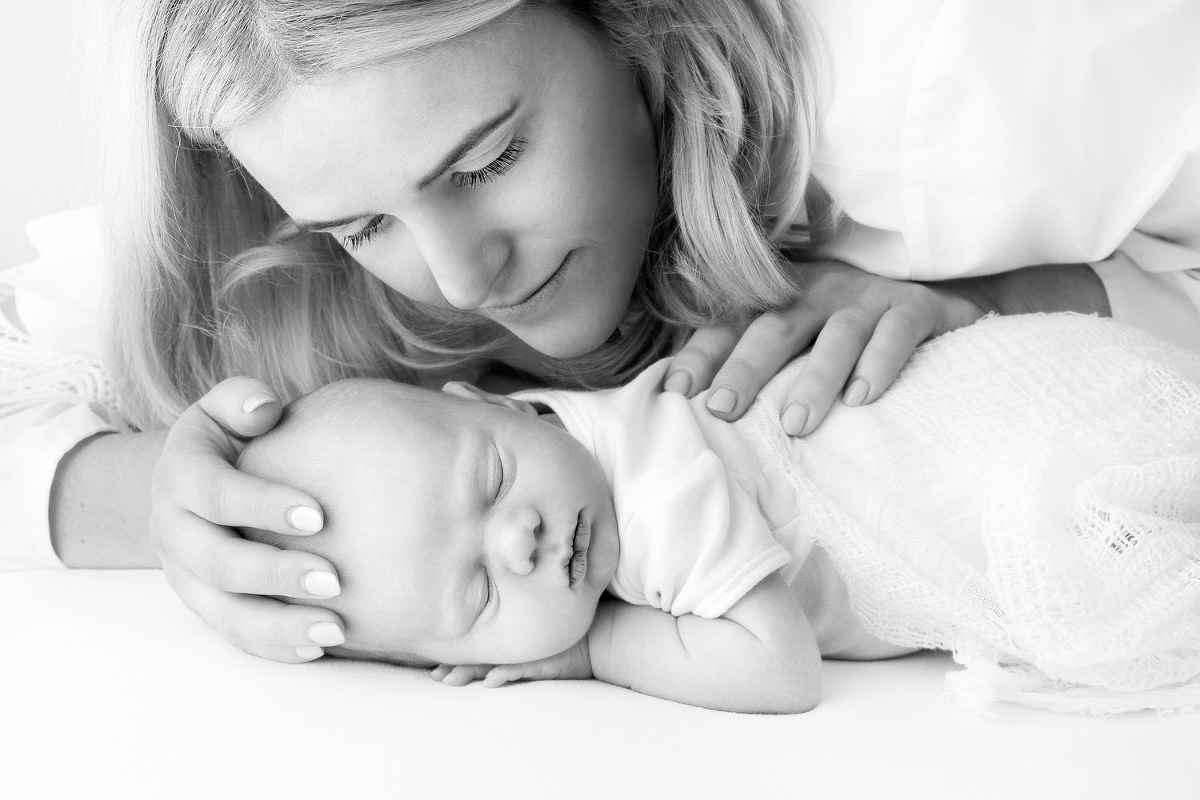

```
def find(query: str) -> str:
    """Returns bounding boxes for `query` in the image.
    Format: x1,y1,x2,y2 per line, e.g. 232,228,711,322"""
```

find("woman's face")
224,7,657,358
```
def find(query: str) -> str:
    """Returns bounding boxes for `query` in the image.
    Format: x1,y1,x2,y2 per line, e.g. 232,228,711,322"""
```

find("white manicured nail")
302,570,341,597
843,379,869,407
307,622,345,647
663,371,692,395
243,392,278,414
287,505,323,533
296,646,324,660
782,405,809,436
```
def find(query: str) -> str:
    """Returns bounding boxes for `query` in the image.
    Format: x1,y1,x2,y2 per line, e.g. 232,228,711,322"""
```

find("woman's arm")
50,430,164,568
665,261,1111,434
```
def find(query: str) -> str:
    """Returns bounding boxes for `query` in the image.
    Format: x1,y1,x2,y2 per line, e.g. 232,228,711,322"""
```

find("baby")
240,314,1200,714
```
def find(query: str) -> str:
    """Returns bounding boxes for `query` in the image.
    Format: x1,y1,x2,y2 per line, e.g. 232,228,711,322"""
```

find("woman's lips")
485,250,575,323
568,511,591,589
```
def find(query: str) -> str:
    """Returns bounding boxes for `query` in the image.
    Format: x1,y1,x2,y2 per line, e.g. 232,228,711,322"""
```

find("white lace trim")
0,283,123,426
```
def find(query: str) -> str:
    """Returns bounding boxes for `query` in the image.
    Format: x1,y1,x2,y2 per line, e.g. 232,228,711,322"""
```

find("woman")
4,0,1198,663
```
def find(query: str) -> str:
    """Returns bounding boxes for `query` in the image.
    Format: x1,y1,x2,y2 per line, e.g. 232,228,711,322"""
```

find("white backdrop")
0,0,102,271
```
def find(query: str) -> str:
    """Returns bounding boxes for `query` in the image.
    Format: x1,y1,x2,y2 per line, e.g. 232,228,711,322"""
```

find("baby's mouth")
567,511,591,589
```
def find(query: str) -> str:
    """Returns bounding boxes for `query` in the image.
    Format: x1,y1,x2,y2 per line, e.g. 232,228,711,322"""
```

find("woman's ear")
441,381,540,417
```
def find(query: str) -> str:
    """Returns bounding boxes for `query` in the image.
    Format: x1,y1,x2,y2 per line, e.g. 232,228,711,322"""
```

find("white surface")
3,570,1197,800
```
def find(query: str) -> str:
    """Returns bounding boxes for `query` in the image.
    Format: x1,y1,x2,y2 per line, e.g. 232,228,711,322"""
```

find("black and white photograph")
3,1,1200,797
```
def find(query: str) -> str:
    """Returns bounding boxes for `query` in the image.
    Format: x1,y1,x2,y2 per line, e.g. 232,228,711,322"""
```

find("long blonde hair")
105,0,829,430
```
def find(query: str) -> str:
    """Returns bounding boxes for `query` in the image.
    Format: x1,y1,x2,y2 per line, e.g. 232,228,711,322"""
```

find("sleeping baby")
239,314,1200,715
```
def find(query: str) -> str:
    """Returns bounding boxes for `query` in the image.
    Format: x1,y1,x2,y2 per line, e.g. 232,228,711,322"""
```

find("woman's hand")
151,377,346,663
430,640,593,688
663,261,985,435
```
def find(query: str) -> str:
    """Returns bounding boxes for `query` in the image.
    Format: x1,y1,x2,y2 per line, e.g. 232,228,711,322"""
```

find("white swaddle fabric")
744,314,1200,714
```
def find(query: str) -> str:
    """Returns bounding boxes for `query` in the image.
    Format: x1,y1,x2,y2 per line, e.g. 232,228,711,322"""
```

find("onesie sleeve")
607,452,791,619
0,208,125,571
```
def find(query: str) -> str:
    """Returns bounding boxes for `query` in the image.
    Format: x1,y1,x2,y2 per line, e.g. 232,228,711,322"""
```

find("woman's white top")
4,1,1200,569
804,0,1200,349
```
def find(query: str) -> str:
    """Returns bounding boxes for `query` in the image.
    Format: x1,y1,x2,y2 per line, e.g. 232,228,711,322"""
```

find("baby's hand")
430,641,593,688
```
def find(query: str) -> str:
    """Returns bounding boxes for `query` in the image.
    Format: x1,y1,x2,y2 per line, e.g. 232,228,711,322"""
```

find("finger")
483,665,518,688
163,513,340,598
844,305,937,406
441,664,487,687
159,434,325,536
168,568,346,648
194,376,287,440
235,642,328,664
703,309,826,421
781,307,879,435
430,664,453,682
662,323,743,398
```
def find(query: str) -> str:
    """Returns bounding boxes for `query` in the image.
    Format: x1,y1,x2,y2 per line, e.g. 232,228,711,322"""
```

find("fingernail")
287,505,324,533
843,379,869,407
302,570,341,597
243,392,278,414
296,646,324,660
782,405,809,436
663,371,692,395
707,387,737,415
307,622,345,647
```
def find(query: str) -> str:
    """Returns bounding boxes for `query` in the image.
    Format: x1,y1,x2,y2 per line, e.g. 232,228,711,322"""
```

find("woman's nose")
488,507,541,577
409,209,510,310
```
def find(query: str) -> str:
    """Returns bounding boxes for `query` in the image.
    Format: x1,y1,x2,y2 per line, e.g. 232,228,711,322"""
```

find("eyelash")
338,137,529,251
453,136,527,189
492,449,506,504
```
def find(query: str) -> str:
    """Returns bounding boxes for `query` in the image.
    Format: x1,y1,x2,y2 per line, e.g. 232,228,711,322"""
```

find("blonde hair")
105,0,829,430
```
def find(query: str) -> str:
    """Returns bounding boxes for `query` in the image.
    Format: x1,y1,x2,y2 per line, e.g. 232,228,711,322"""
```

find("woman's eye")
339,215,387,250
453,137,527,189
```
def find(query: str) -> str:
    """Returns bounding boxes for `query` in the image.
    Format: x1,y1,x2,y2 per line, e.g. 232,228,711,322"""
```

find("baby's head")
239,379,620,667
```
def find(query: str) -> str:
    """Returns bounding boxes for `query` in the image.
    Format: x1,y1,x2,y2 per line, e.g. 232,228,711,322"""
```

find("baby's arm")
587,572,820,713
433,573,821,713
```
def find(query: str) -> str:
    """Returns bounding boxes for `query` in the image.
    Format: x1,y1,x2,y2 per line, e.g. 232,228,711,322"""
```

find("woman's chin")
507,319,620,363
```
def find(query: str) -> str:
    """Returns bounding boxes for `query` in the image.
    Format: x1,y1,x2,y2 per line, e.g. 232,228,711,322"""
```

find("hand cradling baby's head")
238,378,621,669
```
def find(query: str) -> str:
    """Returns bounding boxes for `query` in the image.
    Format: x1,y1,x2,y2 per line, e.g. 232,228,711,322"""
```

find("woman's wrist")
932,263,1112,319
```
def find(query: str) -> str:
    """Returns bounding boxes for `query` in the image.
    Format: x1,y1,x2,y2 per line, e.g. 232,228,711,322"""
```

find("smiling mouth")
486,250,575,323
567,511,591,590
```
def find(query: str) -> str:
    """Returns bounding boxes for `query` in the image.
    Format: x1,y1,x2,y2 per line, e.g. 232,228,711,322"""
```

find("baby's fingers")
430,664,491,687
482,665,522,688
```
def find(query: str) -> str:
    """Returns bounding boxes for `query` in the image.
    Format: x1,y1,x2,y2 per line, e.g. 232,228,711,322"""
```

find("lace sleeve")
0,282,122,424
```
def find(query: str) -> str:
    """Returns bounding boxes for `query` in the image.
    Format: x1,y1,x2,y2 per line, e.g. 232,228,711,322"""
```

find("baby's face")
271,381,620,666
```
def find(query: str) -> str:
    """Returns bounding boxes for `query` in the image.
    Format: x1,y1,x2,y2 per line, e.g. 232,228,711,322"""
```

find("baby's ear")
441,381,540,417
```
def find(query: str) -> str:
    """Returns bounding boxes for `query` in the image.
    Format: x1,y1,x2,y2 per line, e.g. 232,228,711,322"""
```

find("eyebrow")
291,100,521,235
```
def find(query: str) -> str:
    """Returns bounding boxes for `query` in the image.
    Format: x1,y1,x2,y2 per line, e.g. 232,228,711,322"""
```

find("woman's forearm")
49,430,166,568
934,263,1112,318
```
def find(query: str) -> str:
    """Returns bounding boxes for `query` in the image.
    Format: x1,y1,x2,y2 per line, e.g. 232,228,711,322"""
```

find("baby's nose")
491,507,541,576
